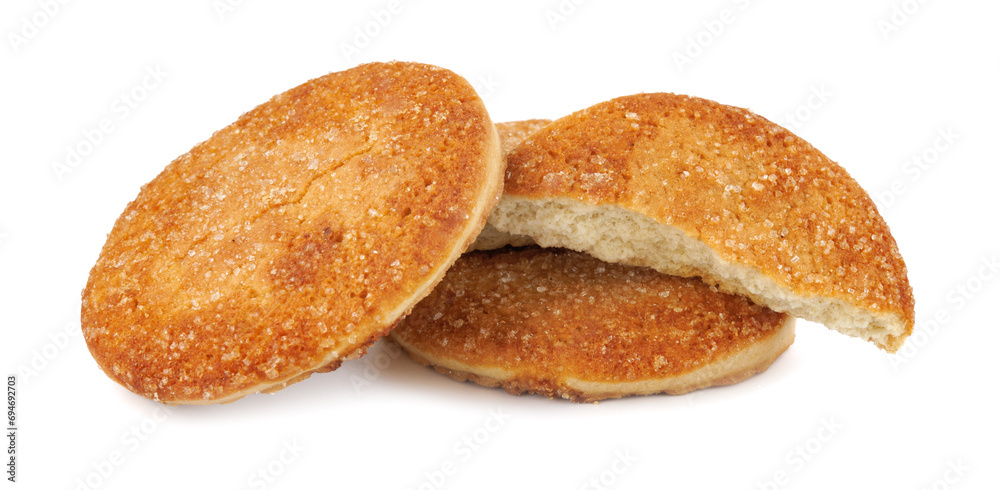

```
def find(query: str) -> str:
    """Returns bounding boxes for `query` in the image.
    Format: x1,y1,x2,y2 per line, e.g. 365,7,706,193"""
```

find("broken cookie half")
482,96,914,352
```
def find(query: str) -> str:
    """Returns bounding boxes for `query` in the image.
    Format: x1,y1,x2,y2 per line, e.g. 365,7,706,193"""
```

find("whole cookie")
389,246,795,402
81,62,504,404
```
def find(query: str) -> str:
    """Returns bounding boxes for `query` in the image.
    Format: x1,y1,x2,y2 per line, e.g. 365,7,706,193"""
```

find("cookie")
81,62,505,403
485,93,913,351
389,246,795,402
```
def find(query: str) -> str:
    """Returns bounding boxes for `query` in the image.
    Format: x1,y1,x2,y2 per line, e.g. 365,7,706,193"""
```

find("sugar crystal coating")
81,62,503,403
392,247,789,383
502,93,913,349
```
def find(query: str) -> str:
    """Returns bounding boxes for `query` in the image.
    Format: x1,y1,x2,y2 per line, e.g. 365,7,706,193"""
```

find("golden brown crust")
503,93,914,350
81,62,504,404
388,246,794,401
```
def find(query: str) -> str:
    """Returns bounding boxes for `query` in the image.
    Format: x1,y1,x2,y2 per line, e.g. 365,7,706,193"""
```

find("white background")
2,1,998,489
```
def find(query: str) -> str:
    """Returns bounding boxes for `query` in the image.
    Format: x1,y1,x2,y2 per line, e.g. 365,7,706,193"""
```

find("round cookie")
486,93,914,352
81,62,505,404
389,246,795,402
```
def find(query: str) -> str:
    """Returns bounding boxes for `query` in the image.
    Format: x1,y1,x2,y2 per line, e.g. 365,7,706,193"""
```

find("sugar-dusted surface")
80,62,504,403
390,246,792,400
502,93,914,350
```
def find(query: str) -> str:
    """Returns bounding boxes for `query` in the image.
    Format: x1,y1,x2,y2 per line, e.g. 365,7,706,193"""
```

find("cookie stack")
81,62,913,404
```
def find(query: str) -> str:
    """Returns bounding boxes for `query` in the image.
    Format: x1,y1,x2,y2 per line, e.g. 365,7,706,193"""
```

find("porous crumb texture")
468,119,551,252
389,246,795,402
81,61,504,404
493,93,914,352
